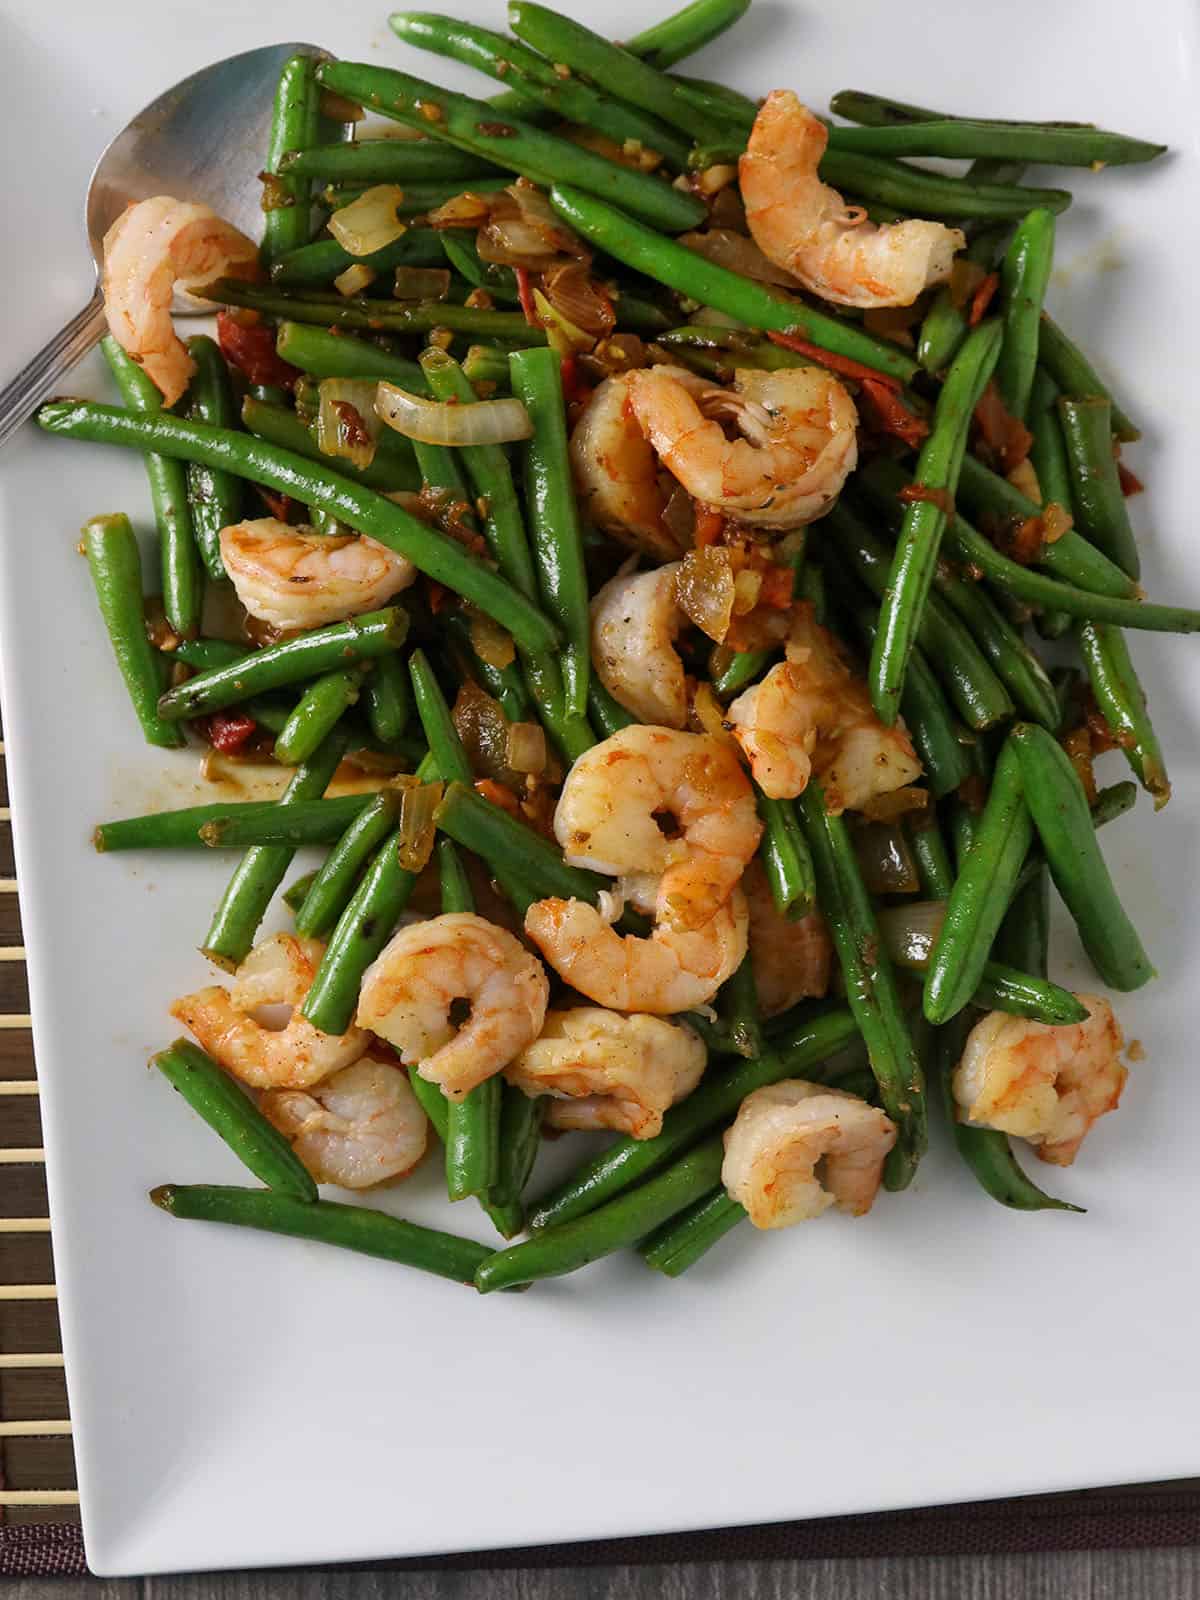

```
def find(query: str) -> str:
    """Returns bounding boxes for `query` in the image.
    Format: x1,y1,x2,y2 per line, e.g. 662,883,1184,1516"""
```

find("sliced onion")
675,547,735,643
1042,501,1074,542
858,785,930,825
393,777,444,872
507,721,548,775
679,229,801,289
541,262,614,338
687,305,749,330
850,820,921,894
328,185,408,257
392,266,451,301
532,288,593,356
333,262,376,298
428,191,495,229
375,381,532,445
478,216,562,267
316,379,382,470
875,900,947,972
453,681,514,783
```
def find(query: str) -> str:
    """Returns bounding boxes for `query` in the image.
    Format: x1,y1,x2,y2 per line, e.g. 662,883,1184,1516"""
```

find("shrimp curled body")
953,996,1126,1166
722,1080,897,1227
740,92,965,308
101,196,259,406
728,606,922,808
569,373,686,561
590,564,687,729
554,725,762,933
170,934,369,1090
506,1008,705,1139
356,913,549,1102
219,518,416,630
525,887,748,1015
260,1056,429,1189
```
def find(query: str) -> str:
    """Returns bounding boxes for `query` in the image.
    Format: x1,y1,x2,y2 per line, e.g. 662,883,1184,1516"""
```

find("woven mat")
2,728,1198,1578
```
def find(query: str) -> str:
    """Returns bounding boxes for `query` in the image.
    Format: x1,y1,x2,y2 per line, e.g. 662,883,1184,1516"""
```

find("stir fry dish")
38,0,1180,1292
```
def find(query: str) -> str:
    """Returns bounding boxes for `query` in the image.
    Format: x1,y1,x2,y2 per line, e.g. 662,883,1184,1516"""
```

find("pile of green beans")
49,2,1187,1296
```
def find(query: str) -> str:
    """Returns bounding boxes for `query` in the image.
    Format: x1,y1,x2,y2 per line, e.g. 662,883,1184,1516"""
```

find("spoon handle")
0,288,107,451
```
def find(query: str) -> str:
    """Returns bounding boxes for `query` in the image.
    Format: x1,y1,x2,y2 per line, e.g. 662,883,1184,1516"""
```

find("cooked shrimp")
626,364,857,531
569,373,685,561
740,92,965,308
742,858,832,1017
590,564,687,729
525,886,747,1014
722,1080,897,1227
506,1007,705,1140
259,1055,428,1189
953,997,1126,1166
355,913,548,1102
170,934,368,1090
554,725,761,932
728,605,922,809
219,519,416,630
101,196,259,406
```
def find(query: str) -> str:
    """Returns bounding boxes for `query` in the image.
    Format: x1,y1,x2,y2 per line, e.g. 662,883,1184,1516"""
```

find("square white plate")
2,0,1198,1577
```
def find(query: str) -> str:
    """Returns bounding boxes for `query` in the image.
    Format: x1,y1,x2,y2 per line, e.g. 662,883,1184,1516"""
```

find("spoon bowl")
0,41,324,448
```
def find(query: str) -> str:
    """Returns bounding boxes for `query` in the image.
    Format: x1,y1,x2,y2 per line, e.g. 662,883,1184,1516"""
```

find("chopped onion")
393,777,444,872
690,682,736,747
1007,457,1042,503
507,721,548,775
427,191,495,229
478,217,562,267
453,681,515,783
328,185,408,257
467,610,515,670
532,288,593,356
1042,501,1074,542
858,786,930,825
316,379,382,470
319,90,365,123
393,266,451,301
694,163,739,197
541,262,614,338
732,568,761,615
875,900,948,972
679,230,802,289
675,547,735,643
333,263,376,298
375,381,532,445
850,820,921,894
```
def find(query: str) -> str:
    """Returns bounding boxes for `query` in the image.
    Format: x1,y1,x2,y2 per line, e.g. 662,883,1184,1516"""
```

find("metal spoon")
0,42,323,450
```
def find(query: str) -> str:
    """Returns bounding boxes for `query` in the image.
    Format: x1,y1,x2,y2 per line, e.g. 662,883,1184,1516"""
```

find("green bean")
718,949,762,1060
290,791,401,939
38,403,560,657
487,1086,544,1234
156,610,406,720
933,1014,1082,1213
320,176,513,217
671,75,758,130
510,348,590,719
1008,779,1136,904
527,1006,858,1231
170,637,248,672
1058,396,1140,579
757,792,815,921
908,810,955,899
477,1134,723,1291
261,53,323,266
923,736,1031,1026
829,90,1105,131
101,337,202,639
917,228,1006,374
997,862,1050,978
283,869,319,915
820,150,1070,221
995,209,1055,421
274,324,427,391
1077,622,1169,808
549,185,917,380
273,665,368,767
198,795,381,849
390,13,692,170
183,336,243,581
300,823,418,1033
271,227,448,290
626,0,751,66
638,1186,746,1276
869,319,1003,725
1038,313,1140,442
240,396,421,492
435,780,605,906
281,139,501,182
587,675,636,737
151,1184,496,1285
204,278,548,343
203,730,347,969
973,964,1088,1025
1010,722,1153,990
710,646,775,699
1026,369,1074,637
826,118,1163,167
460,343,516,392
402,1058,523,1238
152,1040,317,1201
795,786,926,1189
438,232,519,305
317,59,705,233
824,502,1014,733
81,513,184,750
932,561,1060,729
443,616,531,724
94,796,367,852
361,652,413,749
409,649,472,784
